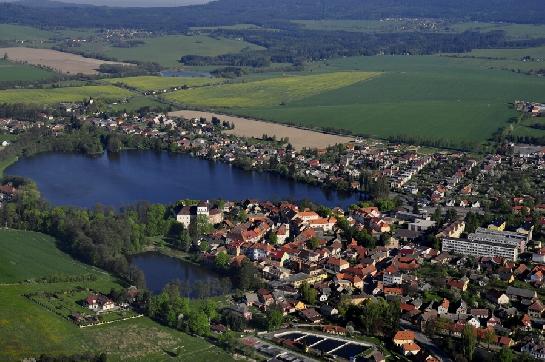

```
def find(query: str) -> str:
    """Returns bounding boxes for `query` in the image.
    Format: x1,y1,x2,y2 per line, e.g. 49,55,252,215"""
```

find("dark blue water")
131,252,230,296
6,151,361,208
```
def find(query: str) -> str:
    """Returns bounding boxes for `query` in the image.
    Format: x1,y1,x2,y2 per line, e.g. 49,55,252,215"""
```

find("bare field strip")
0,47,132,75
169,110,353,150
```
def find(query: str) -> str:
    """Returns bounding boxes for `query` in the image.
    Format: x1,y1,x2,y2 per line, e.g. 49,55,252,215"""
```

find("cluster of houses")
515,100,545,117
178,195,545,360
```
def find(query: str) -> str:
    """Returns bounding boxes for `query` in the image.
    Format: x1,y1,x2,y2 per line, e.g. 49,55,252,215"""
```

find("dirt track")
0,47,131,75
168,109,353,150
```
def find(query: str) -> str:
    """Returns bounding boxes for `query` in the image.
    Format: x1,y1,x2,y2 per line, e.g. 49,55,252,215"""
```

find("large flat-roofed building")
469,227,529,253
442,237,518,261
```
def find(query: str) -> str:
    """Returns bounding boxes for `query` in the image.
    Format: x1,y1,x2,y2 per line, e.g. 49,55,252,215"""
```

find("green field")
0,229,235,361
0,281,234,361
102,75,224,91
456,46,545,60
448,22,545,40
107,95,168,112
0,85,132,105
78,35,264,67
166,71,380,107
166,55,545,145
294,19,545,40
0,230,94,283
0,24,54,42
0,59,56,83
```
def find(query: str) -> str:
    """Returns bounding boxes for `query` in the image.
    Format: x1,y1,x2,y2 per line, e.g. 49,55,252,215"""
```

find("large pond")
131,252,230,296
5,151,361,208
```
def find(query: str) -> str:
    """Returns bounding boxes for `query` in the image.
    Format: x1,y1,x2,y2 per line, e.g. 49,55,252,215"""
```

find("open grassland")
0,230,93,283
294,19,545,40
166,71,380,107
0,24,54,41
102,75,224,91
0,47,131,75
0,85,132,105
0,59,55,82
0,281,234,361
448,22,545,40
0,229,235,362
107,95,168,112
189,55,545,145
79,34,264,67
453,46,545,60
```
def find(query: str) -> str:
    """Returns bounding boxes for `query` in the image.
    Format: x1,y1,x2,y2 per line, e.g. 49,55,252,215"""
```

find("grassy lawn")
78,34,264,67
0,85,133,105
166,71,380,107
102,75,224,91
107,95,169,112
0,59,56,83
0,229,95,283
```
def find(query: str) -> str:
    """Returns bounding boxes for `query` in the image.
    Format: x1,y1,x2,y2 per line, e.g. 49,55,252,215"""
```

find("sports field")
166,71,380,107
0,85,132,105
79,34,264,67
103,75,224,91
0,59,55,83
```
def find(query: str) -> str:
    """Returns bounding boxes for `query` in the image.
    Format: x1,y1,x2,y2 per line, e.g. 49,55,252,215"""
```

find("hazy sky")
5,0,212,6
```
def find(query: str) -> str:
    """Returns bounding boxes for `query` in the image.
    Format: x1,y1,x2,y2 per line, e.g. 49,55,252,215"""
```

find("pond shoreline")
5,150,362,208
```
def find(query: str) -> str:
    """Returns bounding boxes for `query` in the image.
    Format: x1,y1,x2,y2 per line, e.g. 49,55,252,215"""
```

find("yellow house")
488,221,506,231
293,301,306,310
290,271,328,288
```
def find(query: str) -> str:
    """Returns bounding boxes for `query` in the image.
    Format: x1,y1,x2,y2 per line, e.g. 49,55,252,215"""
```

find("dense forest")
1,0,544,31
182,29,542,67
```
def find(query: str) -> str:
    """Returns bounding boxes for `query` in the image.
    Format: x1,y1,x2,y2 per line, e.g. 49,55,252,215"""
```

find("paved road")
400,320,451,362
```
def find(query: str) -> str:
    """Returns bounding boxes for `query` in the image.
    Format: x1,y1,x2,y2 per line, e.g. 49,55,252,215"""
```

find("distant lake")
131,252,229,296
160,70,212,78
5,151,362,208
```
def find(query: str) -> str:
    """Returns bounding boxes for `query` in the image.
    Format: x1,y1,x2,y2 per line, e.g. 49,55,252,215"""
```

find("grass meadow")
0,59,56,83
0,281,233,361
102,75,224,91
0,229,235,361
79,35,264,67
223,55,545,145
294,19,545,40
165,71,380,107
0,85,132,105
0,229,94,283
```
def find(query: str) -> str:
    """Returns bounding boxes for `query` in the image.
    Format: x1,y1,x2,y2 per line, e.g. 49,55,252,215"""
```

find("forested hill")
0,0,544,30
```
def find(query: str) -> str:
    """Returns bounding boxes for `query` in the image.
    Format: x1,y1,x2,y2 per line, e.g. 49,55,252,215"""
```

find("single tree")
462,324,477,361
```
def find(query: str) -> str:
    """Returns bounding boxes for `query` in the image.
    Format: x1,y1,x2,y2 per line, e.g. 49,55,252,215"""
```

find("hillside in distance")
0,0,544,30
